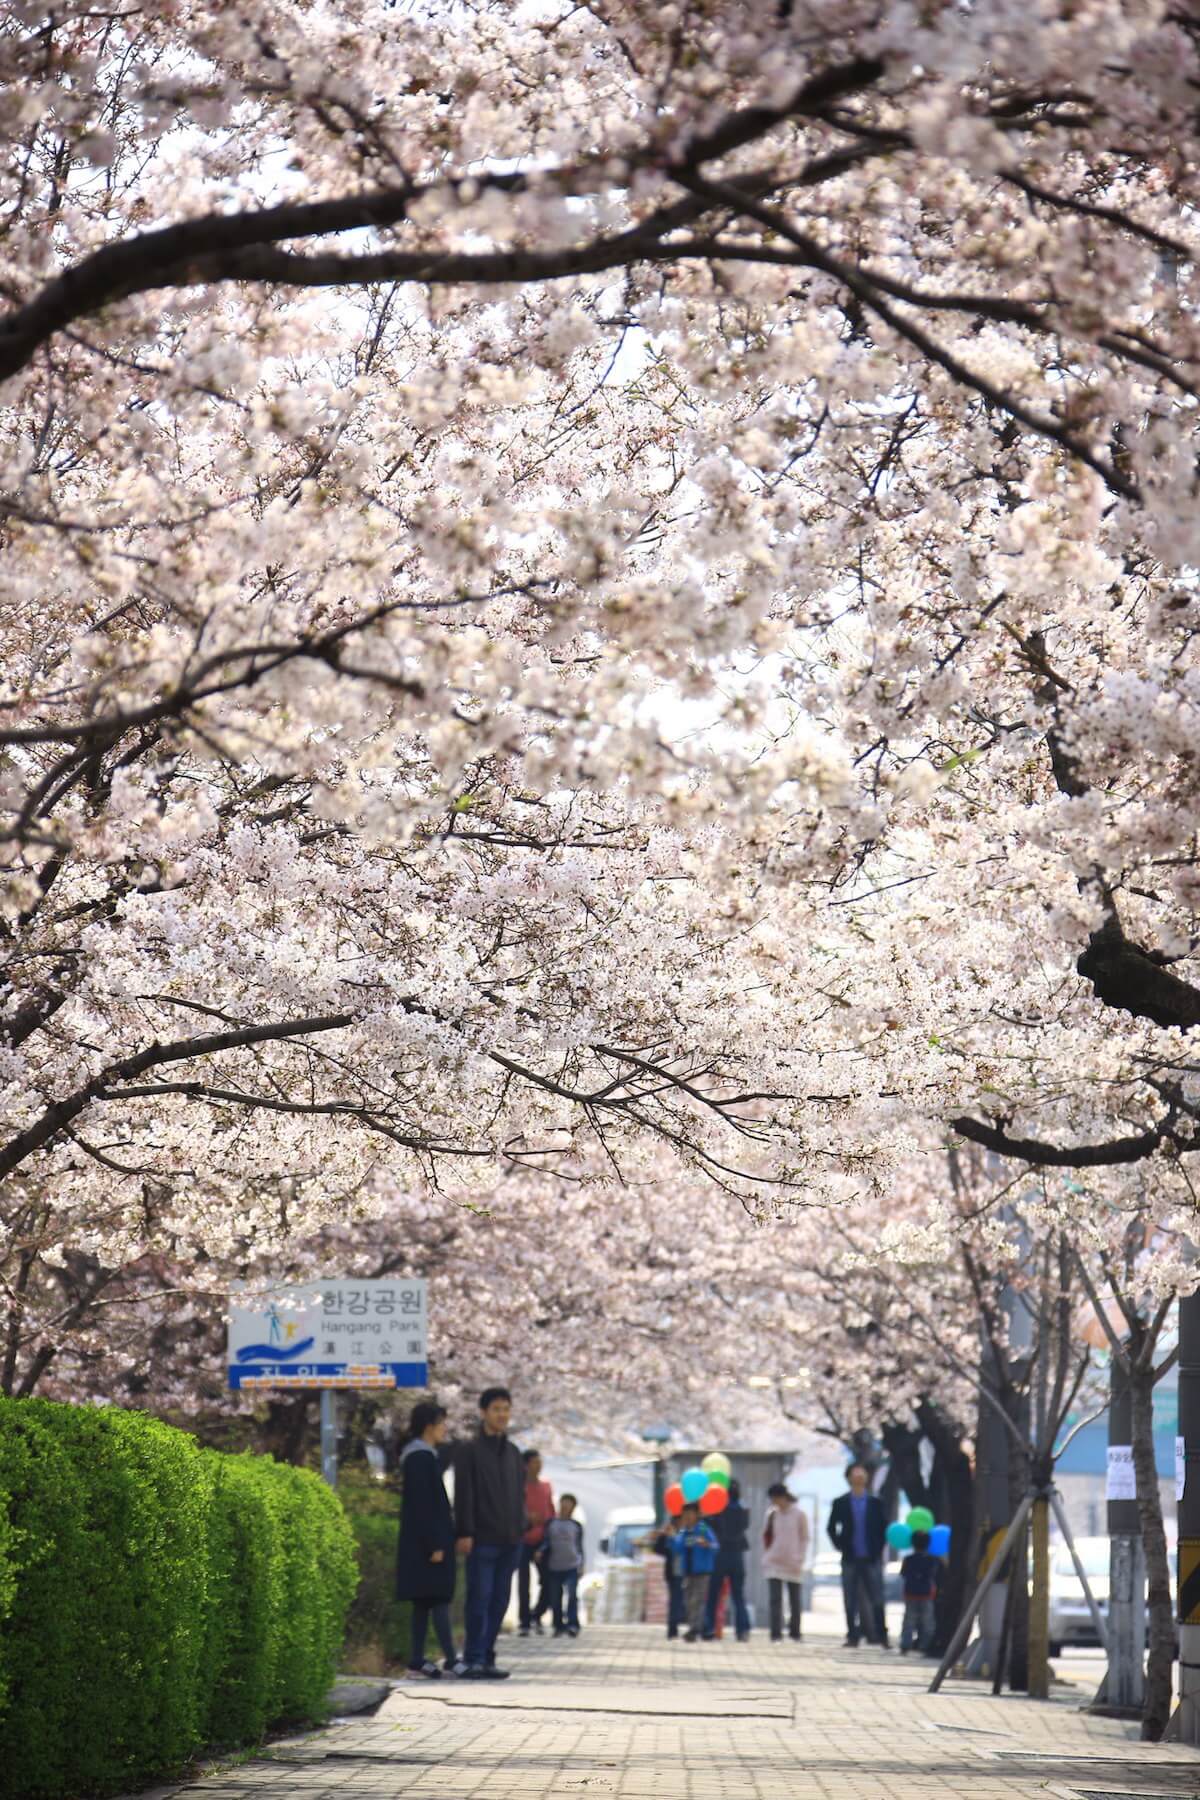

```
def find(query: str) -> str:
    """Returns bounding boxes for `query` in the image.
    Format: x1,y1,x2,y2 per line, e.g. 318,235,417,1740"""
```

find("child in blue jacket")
669,1504,719,1641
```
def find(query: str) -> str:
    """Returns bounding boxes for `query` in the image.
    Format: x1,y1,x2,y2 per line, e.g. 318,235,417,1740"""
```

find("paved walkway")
147,1628,1200,1800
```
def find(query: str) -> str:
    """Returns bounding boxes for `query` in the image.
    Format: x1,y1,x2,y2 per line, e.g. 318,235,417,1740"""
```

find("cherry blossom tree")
7,3,1200,1494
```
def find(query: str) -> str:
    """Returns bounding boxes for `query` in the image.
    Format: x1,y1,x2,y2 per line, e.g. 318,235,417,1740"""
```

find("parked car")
1048,1535,1109,1654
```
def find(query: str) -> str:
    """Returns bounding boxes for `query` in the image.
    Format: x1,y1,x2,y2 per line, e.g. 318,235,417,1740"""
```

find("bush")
0,1397,358,1799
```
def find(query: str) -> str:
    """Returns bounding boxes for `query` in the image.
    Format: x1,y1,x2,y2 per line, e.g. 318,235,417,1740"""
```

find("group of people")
649,1480,810,1642
396,1397,939,1676
648,1461,940,1655
829,1461,939,1654
395,1385,584,1680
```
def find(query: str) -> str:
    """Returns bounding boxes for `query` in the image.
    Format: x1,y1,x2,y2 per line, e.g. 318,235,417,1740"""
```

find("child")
899,1529,938,1654
763,1482,809,1642
668,1503,719,1642
542,1493,585,1637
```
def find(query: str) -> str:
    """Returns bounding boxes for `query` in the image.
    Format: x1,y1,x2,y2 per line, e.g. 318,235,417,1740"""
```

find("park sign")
227,1279,428,1391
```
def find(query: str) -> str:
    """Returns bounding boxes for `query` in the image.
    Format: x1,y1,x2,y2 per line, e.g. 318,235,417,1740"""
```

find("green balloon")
708,1468,731,1489
906,1506,935,1534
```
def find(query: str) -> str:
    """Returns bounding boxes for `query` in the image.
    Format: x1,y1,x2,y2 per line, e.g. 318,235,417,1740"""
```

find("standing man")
519,1448,556,1635
827,1462,888,1647
455,1385,525,1679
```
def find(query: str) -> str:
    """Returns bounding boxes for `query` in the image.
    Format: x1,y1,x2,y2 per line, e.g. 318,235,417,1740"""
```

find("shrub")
0,1397,358,1799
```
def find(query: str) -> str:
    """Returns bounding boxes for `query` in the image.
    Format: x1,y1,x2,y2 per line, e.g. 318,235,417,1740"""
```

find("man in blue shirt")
827,1463,888,1647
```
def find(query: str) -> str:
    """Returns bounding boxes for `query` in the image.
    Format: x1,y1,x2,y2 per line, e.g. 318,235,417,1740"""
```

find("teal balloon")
886,1521,912,1551
929,1524,951,1557
906,1506,935,1534
680,1467,709,1503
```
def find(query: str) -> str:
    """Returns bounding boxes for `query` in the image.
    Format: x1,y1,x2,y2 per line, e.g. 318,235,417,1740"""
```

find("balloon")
707,1468,731,1489
700,1485,729,1515
929,1524,951,1557
906,1506,935,1534
680,1467,709,1503
885,1521,912,1552
664,1483,684,1516
701,1452,732,1481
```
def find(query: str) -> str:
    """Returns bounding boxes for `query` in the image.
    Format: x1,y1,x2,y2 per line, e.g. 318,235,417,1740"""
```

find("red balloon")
700,1485,729,1515
664,1482,684,1516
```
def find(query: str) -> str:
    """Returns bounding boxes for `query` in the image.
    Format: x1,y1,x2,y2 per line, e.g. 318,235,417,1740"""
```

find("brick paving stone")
127,1627,1200,1800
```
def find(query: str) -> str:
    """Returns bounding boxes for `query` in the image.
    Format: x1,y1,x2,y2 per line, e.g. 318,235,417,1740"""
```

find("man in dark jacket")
702,1479,752,1640
455,1385,525,1677
827,1462,888,1647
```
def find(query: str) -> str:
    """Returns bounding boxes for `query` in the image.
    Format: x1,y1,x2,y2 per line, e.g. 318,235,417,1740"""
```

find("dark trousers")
768,1577,802,1640
518,1542,549,1626
409,1599,456,1669
548,1567,580,1631
842,1556,885,1643
704,1553,751,1637
901,1596,935,1652
666,1573,686,1637
464,1542,520,1667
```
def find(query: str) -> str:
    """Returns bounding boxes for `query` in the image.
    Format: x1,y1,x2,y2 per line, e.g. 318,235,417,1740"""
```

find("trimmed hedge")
0,1397,358,1799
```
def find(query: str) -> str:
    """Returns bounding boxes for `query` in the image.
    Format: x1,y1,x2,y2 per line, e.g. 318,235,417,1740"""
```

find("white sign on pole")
227,1280,428,1390
1106,1443,1137,1502
1178,1435,1187,1502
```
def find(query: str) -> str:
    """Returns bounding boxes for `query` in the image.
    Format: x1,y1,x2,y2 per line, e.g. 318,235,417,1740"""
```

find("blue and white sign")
227,1280,428,1390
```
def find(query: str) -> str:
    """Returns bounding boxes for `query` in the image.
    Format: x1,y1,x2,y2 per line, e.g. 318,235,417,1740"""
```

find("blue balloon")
680,1467,709,1503
929,1524,951,1557
886,1520,912,1551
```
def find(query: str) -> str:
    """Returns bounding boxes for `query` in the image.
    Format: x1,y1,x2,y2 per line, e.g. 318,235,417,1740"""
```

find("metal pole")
930,1492,1033,1693
320,1389,338,1489
1090,1353,1141,1711
1166,1289,1200,1742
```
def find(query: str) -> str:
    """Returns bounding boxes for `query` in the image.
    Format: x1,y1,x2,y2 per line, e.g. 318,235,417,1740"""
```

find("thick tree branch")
950,1112,1187,1166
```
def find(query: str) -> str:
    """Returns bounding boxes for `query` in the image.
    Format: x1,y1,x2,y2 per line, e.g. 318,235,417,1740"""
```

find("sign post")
320,1390,339,1489
227,1280,429,1489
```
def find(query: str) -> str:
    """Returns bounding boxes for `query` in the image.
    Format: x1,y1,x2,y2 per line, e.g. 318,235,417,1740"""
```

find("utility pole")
1167,1290,1200,1741
1092,1351,1144,1715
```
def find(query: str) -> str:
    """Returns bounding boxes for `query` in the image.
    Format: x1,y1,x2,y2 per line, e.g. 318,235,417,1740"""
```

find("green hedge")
0,1397,358,1799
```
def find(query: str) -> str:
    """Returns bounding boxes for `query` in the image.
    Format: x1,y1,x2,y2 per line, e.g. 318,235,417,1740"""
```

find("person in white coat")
762,1483,809,1642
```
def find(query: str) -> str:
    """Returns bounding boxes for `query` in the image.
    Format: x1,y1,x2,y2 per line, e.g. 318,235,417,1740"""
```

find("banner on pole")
227,1280,428,1389
1106,1444,1136,1501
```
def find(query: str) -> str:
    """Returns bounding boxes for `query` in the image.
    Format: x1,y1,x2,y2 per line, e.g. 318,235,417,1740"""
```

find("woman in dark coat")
396,1401,460,1675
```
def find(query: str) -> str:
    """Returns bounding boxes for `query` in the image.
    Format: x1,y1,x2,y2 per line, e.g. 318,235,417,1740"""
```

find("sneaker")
567,1627,579,1638
406,1660,442,1679
519,1625,531,1637
443,1657,468,1677
683,1629,699,1642
553,1627,567,1637
737,1633,750,1643
481,1666,511,1680
533,1622,546,1635
460,1665,489,1680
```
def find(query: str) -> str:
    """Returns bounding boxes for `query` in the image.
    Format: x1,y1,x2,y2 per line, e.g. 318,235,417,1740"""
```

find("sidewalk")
143,1627,1200,1800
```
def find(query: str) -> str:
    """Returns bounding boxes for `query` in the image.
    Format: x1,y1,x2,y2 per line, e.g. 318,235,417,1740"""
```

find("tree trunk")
879,1420,926,1519
1028,1493,1051,1698
1130,1361,1174,1740
263,1393,313,1464
1006,1416,1031,1690
918,1398,974,1654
